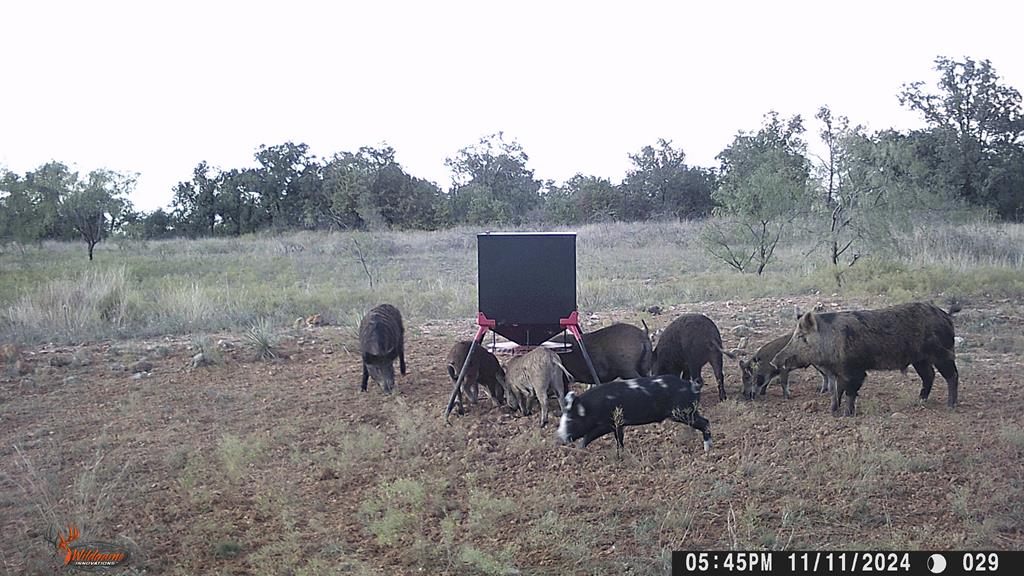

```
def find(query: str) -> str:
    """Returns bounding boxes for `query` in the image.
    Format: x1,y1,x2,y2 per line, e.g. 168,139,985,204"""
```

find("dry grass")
2,219,1023,344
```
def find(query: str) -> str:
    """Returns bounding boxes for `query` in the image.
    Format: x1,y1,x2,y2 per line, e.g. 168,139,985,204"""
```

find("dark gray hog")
553,322,652,384
772,302,960,416
446,340,507,409
359,304,406,394
651,314,732,401
739,334,835,399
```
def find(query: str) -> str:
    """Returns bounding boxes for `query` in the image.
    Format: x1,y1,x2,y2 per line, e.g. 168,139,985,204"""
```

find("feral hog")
772,302,960,416
446,341,507,409
556,375,711,451
651,314,731,401
554,322,652,384
739,334,835,399
504,347,571,428
358,304,406,394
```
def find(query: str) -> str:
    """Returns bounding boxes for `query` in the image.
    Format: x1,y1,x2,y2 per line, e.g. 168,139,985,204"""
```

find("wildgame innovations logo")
49,524,130,571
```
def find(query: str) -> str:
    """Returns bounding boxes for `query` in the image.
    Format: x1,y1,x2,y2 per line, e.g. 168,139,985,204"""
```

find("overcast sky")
2,0,1022,211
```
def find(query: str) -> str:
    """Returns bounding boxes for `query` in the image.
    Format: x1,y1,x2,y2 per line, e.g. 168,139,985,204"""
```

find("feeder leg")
567,324,601,386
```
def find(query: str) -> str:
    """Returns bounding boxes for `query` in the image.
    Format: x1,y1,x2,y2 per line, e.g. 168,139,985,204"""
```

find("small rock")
322,347,334,355
732,325,752,337
63,375,79,386
49,354,73,368
131,372,145,380
738,336,749,349
646,305,663,316
15,359,34,375
191,352,210,368
216,339,234,351
0,343,19,362
891,412,906,419
131,360,154,374
954,336,965,348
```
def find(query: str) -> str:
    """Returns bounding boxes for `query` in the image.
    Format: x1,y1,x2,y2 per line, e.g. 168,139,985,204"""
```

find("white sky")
2,0,1022,212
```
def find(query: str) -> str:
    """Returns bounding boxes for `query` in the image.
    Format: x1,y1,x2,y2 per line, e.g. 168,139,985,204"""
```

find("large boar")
445,341,506,410
504,347,571,428
651,314,731,401
772,302,960,416
553,322,652,384
358,304,406,394
556,375,711,451
739,334,835,399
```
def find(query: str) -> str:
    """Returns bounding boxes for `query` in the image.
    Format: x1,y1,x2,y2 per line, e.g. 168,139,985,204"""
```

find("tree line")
2,56,1022,264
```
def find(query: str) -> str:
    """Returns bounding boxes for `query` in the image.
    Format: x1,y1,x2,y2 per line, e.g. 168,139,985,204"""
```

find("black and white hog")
739,334,835,399
651,314,731,401
358,304,406,394
771,302,961,416
554,322,652,384
504,347,572,428
446,340,506,409
556,375,712,451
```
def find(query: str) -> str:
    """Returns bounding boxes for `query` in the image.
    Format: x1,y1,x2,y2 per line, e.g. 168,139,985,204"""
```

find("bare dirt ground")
2,295,1023,575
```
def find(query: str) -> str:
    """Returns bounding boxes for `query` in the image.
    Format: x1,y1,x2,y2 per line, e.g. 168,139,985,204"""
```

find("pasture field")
1,221,1023,574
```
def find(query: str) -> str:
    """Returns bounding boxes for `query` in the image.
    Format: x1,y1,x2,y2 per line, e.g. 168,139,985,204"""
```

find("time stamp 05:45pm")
672,551,1014,575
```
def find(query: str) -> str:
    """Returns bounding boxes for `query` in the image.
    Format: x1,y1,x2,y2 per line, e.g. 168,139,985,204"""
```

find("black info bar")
671,551,1022,576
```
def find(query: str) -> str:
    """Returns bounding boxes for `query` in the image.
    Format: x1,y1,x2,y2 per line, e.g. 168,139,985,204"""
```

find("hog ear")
798,312,817,333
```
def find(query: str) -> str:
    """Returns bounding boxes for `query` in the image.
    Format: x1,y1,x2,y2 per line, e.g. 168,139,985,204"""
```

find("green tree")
215,168,262,236
253,142,319,229
445,133,541,225
705,112,811,274
622,139,715,220
899,56,1024,218
1,169,48,245
60,169,136,260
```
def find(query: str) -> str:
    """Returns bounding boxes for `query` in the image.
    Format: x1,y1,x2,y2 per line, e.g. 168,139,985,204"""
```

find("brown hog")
739,334,835,399
553,322,652,384
651,314,731,401
772,302,960,416
359,304,406,394
504,347,572,428
446,341,507,409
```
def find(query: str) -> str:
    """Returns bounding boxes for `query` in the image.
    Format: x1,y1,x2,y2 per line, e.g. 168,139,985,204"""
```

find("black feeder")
444,232,602,420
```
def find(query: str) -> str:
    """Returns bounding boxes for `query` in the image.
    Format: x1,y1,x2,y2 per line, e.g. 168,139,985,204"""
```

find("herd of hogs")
358,301,962,452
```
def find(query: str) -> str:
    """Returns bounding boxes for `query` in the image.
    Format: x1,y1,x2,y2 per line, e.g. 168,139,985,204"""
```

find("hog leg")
361,363,369,392
538,384,549,428
757,373,770,396
777,369,791,399
551,373,567,415
815,367,832,394
934,355,959,408
843,370,867,417
398,336,406,375
688,413,713,452
709,353,727,401
913,361,936,402
831,375,846,414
